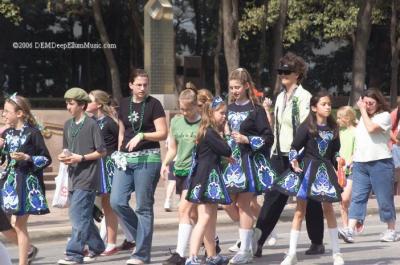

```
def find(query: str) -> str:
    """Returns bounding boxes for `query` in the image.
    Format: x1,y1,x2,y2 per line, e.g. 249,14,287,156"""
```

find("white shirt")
353,111,392,162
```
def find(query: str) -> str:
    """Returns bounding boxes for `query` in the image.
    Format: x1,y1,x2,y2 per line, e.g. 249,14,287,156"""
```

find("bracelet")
138,132,144,141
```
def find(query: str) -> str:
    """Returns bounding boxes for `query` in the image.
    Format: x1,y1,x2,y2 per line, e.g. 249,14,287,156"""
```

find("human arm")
160,132,177,180
263,97,274,129
118,120,125,151
357,97,387,133
289,122,309,172
206,128,232,157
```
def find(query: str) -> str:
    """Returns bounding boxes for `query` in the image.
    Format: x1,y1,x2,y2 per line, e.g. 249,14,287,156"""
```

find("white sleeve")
373,112,391,131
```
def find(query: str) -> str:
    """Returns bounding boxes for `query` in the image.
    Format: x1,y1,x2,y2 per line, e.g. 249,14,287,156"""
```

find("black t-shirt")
95,115,118,155
118,96,166,152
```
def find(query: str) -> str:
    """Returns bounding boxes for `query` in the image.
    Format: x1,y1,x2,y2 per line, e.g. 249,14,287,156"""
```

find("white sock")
105,243,116,251
239,228,253,252
176,223,193,257
100,218,107,242
328,228,340,255
288,230,300,255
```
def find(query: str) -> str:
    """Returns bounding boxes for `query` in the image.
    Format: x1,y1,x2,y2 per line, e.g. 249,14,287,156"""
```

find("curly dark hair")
279,52,308,83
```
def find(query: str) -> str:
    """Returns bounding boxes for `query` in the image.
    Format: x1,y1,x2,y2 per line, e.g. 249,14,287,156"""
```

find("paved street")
6,213,400,265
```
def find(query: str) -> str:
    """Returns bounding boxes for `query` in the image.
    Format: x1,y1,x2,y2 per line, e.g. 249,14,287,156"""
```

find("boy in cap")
57,87,106,265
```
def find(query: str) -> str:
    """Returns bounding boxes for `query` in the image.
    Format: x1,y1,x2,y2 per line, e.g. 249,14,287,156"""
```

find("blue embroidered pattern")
310,163,337,199
32,156,49,168
253,153,276,189
248,136,264,151
289,149,298,162
316,131,333,156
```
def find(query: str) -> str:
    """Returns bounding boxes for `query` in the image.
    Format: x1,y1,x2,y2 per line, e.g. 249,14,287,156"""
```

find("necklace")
129,96,146,133
69,115,86,138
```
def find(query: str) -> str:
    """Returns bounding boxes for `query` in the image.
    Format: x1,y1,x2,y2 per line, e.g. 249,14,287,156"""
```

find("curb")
4,205,399,244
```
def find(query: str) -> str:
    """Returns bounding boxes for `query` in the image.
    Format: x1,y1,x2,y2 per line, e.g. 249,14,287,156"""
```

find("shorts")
0,207,12,232
175,175,189,195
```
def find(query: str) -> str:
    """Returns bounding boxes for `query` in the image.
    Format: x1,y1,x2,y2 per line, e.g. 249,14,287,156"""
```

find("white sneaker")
164,200,172,212
267,230,278,246
280,254,297,265
380,229,399,242
57,259,78,265
252,228,262,254
333,253,344,265
83,255,97,263
228,240,241,252
228,250,253,264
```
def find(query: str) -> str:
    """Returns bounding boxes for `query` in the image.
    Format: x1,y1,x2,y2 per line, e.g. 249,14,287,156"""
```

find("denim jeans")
110,161,161,263
349,158,396,223
66,189,105,263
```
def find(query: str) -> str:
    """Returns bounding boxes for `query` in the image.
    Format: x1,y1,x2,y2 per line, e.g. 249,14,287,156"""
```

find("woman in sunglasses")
253,52,325,258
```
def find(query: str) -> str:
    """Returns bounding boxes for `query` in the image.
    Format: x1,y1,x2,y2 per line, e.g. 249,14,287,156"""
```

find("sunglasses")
277,69,294,75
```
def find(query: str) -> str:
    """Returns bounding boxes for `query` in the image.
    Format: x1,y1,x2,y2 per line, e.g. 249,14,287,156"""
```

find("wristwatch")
81,155,86,162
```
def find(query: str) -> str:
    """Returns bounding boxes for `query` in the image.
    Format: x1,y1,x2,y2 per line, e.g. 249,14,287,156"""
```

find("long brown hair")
6,95,38,128
196,100,226,143
306,90,338,138
89,90,118,123
229,68,259,105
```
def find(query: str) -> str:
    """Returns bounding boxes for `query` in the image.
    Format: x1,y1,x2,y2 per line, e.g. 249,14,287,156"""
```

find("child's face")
129,76,149,101
336,112,347,128
229,79,248,101
213,105,227,128
1,102,22,127
86,94,99,114
311,96,332,119
179,100,198,120
66,99,84,118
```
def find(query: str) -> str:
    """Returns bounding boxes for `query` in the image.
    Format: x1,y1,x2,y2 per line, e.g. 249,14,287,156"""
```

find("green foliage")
0,0,22,25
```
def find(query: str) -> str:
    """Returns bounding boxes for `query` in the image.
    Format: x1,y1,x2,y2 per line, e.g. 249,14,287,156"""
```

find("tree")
214,2,223,95
390,0,400,107
222,0,240,77
350,0,375,105
93,0,122,99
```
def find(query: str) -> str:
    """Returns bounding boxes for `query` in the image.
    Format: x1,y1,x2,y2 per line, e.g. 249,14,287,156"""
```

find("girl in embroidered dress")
223,68,274,264
86,90,120,255
274,91,344,265
185,97,232,265
0,94,51,265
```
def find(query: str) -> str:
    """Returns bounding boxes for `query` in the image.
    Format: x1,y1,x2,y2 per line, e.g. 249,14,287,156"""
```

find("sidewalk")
4,182,400,243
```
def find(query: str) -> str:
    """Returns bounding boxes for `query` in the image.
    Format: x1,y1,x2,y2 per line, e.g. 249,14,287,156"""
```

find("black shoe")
117,239,136,251
305,244,325,255
162,252,186,265
253,244,262,258
28,245,38,262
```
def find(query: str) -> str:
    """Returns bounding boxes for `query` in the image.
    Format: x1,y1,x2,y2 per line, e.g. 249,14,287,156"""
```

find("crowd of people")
0,51,399,265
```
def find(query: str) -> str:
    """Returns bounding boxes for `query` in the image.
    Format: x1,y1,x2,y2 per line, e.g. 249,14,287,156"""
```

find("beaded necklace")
128,96,146,134
68,114,87,151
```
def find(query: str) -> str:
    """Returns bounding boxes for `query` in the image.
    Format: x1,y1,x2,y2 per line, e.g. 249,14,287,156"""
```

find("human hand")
231,131,249,144
357,97,366,110
291,159,303,173
62,153,82,165
10,152,30,161
160,163,169,181
263,97,273,111
0,138,4,149
126,134,142,152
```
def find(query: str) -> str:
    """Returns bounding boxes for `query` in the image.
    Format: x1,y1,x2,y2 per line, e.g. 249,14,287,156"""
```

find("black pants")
256,155,324,247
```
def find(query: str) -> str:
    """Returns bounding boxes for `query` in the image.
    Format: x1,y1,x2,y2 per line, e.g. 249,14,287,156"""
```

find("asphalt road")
6,213,400,265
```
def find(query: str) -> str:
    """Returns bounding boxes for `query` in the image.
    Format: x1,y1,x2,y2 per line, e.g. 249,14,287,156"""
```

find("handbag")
52,162,69,208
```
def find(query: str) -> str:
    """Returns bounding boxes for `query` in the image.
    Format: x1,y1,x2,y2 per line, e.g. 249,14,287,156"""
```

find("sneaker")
28,245,39,262
58,257,78,265
333,253,344,265
164,200,172,212
228,240,241,253
206,254,229,265
267,231,278,246
83,253,98,263
117,239,136,251
228,250,253,264
380,229,399,242
101,247,118,256
304,243,325,255
185,256,201,265
252,228,262,254
280,254,297,265
162,252,186,265
338,228,354,243
126,258,145,265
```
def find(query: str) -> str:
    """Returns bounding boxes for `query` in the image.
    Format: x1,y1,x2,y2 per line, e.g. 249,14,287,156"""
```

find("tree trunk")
350,0,375,105
390,0,400,108
193,0,202,56
222,0,239,76
214,2,223,96
271,0,288,96
93,0,122,99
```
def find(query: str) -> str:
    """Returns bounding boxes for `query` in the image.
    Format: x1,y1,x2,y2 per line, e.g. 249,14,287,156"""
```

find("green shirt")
339,127,355,164
170,115,200,176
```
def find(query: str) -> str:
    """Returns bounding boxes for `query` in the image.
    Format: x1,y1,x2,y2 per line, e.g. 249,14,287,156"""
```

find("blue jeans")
110,161,161,263
349,159,396,223
66,189,105,263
